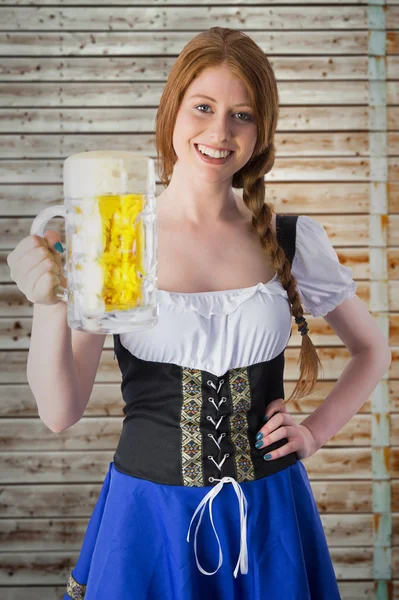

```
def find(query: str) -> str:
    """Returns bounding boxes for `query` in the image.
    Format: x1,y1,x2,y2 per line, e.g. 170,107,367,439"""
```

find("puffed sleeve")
291,215,358,317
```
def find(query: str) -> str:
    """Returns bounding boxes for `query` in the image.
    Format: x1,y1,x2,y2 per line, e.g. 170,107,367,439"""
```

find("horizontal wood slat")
0,30,397,56
0,448,398,483
3,379,399,417
1,215,397,247
0,479,388,517
0,0,398,5
0,107,398,132
0,29,396,55
5,81,398,106
1,583,399,600
2,513,397,551
1,157,399,183
2,56,399,80
0,184,378,216
0,304,379,346
1,132,399,157
1,548,399,585
0,347,396,385
0,6,397,31
0,0,398,4
0,413,383,451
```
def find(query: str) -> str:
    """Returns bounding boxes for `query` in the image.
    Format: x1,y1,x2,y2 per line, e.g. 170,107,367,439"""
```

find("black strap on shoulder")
275,214,298,267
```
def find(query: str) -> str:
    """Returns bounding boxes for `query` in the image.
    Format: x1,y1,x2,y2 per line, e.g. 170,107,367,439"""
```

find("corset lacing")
186,377,249,578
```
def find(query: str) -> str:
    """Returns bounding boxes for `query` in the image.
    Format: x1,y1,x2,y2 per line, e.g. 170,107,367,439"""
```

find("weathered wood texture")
0,3,397,598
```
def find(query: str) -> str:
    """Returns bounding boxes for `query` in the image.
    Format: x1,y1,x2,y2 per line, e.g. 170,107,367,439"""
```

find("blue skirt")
64,460,341,600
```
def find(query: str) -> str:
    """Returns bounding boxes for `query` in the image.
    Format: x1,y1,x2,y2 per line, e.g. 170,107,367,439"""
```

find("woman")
64,27,391,599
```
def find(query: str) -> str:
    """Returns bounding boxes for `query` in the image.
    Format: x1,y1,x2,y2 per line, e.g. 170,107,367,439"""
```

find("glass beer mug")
29,150,158,334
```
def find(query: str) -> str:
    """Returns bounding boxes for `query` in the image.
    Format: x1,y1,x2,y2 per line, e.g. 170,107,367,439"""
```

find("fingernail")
54,242,64,253
264,454,272,460
262,415,269,423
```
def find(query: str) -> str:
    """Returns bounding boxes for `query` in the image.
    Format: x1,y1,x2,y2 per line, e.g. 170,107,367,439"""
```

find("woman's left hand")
256,398,318,461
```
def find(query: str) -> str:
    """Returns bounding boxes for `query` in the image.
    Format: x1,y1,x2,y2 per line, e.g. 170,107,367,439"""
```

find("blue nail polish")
54,242,64,253
264,454,272,460
262,415,268,423
255,440,263,449
255,432,263,441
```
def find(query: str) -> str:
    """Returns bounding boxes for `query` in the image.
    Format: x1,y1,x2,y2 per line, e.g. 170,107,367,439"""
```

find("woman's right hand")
7,230,67,306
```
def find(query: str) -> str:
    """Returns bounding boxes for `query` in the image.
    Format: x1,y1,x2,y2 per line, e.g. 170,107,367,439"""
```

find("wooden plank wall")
0,1,398,598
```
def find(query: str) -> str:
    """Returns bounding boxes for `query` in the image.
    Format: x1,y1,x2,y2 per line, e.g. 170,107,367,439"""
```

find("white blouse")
119,215,358,377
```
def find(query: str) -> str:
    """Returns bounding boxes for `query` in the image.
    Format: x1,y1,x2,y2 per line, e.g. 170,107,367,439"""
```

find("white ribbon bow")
186,476,249,578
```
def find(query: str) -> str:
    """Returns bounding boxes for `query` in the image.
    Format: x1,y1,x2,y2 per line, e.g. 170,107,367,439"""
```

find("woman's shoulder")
291,215,358,317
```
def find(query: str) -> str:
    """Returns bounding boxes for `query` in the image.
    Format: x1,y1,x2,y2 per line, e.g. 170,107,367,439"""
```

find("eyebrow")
188,94,252,108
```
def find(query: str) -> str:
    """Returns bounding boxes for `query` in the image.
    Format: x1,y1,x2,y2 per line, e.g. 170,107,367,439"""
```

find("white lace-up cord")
186,378,249,578
186,475,249,578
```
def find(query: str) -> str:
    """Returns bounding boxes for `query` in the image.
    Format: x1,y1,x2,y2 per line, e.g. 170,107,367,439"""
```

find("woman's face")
172,65,258,182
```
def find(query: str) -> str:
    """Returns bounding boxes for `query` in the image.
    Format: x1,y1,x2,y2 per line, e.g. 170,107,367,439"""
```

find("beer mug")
29,150,158,334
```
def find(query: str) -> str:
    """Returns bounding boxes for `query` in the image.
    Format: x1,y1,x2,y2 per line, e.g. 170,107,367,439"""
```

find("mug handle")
29,205,68,304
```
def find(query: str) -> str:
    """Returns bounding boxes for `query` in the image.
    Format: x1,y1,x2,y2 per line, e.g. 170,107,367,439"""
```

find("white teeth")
197,144,232,159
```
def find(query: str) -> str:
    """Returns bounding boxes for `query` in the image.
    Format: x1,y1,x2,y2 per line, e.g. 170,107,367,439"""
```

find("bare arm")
27,300,106,432
300,295,392,450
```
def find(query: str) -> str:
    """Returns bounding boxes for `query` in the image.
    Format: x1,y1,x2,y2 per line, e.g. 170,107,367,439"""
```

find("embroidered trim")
65,572,87,599
181,367,204,486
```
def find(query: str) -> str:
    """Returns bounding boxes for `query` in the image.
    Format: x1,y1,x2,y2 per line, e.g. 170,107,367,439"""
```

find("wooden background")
0,0,398,598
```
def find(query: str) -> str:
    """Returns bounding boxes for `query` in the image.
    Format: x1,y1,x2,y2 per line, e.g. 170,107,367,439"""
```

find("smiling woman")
154,35,324,406
62,25,390,600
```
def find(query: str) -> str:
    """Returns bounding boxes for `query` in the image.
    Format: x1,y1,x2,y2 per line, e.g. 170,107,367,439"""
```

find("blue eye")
195,104,253,122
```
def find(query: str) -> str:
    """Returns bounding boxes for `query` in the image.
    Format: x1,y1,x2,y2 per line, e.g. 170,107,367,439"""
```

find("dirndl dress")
64,214,358,599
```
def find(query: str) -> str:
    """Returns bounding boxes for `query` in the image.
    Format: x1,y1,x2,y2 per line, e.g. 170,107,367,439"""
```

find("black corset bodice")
112,344,298,488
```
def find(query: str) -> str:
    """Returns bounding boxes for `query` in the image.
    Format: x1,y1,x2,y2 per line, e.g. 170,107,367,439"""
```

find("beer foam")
63,150,155,198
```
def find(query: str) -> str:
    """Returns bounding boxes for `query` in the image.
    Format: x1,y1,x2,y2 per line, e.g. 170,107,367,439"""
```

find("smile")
194,144,235,165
